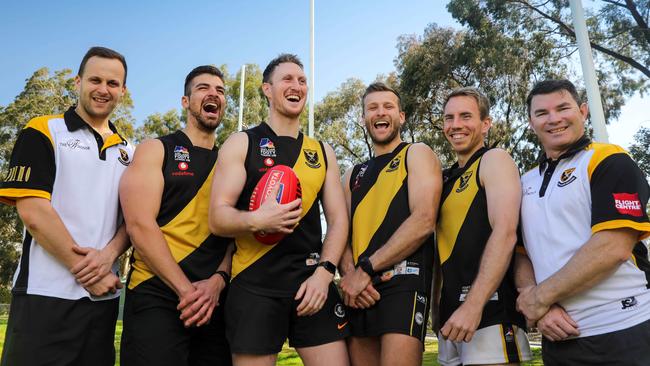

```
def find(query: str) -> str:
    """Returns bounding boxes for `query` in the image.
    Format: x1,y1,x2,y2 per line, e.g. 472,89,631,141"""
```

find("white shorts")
438,324,532,365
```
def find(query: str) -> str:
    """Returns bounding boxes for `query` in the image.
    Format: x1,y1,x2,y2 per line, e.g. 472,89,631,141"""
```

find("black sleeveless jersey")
232,123,328,297
349,142,434,295
127,130,230,300
437,147,524,329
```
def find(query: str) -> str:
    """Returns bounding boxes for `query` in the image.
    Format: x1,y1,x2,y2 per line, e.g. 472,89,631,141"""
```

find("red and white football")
248,165,302,245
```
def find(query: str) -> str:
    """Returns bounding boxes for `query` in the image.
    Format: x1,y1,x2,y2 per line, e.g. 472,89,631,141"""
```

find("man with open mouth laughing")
119,65,233,366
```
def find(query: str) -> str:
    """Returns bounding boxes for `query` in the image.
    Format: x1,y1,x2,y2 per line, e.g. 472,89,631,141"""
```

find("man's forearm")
513,252,537,289
102,224,131,263
210,204,259,237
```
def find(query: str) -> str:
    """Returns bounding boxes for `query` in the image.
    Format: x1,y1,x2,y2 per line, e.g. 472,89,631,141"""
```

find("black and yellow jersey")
349,142,434,295
232,123,328,297
127,130,230,300
437,147,524,330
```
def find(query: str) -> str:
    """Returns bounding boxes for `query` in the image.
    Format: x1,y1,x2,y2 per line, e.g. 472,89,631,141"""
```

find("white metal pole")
238,64,246,131
569,0,609,142
309,0,315,137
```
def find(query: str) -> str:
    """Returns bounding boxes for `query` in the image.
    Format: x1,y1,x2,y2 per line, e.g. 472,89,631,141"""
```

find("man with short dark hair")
119,65,233,366
339,82,442,366
209,53,350,366
0,46,133,366
517,79,650,365
435,87,531,365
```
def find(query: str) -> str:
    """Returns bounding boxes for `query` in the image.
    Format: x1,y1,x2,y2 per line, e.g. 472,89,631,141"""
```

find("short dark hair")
443,87,490,120
184,65,225,97
526,79,581,117
78,46,128,85
362,82,402,114
262,54,304,84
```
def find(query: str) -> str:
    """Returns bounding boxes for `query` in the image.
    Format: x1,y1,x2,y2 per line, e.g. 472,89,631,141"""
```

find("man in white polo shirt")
0,46,133,366
516,79,650,365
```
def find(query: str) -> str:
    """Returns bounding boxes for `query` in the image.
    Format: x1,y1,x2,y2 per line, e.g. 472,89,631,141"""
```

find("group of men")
0,45,648,366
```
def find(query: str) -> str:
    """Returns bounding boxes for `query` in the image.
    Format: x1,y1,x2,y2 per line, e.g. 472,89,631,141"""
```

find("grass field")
0,317,543,365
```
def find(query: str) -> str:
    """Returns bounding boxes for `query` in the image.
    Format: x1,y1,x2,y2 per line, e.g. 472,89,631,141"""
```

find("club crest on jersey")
385,156,401,172
259,138,276,157
456,171,473,193
118,148,131,166
174,145,190,162
613,193,643,217
303,149,321,168
557,167,577,187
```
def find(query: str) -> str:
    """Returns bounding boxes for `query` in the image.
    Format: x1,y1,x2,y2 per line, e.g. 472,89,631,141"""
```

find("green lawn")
1,317,542,365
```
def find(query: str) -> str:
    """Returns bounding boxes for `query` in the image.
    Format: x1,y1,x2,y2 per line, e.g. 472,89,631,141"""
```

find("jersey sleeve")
590,152,650,239
0,125,56,205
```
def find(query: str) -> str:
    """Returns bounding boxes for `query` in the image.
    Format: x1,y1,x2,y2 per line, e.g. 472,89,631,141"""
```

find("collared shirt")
520,135,650,337
0,107,134,300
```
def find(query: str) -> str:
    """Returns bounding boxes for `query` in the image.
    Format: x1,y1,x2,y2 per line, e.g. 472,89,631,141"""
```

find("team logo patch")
334,303,346,318
613,193,643,217
456,171,473,193
416,294,427,304
415,312,424,325
259,138,276,157
303,149,321,168
385,156,401,172
174,145,190,162
557,167,577,187
621,296,638,310
59,138,90,150
264,157,275,167
118,148,131,166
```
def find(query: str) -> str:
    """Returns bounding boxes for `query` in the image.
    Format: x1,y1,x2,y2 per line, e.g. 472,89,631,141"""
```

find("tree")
630,126,650,176
133,109,183,143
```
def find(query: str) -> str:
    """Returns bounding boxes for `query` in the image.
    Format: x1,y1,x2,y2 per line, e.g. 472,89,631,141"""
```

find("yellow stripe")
101,133,125,152
232,135,326,278
129,165,216,289
409,292,417,336
351,145,409,261
436,158,481,264
0,188,51,206
592,219,650,240
25,114,59,148
586,142,628,181
499,324,509,362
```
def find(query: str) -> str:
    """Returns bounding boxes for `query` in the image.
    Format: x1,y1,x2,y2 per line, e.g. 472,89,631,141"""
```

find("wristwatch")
357,257,375,277
317,261,337,275
215,270,230,284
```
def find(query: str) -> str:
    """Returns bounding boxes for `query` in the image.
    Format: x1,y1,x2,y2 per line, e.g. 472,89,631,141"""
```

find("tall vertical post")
569,0,609,142
309,0,315,137
238,64,246,132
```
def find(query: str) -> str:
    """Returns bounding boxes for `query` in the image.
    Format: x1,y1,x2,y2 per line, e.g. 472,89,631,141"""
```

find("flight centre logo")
456,171,473,193
385,156,401,172
303,149,321,168
557,167,577,187
613,193,643,217
259,138,276,157
118,148,131,166
174,146,190,162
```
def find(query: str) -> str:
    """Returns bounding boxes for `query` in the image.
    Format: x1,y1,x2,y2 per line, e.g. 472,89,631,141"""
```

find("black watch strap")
317,261,337,275
357,257,375,277
215,270,230,284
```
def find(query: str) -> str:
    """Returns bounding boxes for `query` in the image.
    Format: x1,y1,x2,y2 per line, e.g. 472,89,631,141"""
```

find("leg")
296,340,349,366
347,336,380,366
189,288,231,366
75,297,119,366
379,333,423,366
232,354,277,366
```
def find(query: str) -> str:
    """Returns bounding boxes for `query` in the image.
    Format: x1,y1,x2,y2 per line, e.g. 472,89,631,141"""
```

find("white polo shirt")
520,137,650,337
0,107,134,301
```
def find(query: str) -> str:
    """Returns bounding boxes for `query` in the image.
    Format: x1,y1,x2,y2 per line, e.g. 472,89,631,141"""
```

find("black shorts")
542,318,650,366
1,293,119,366
225,281,350,354
348,290,430,342
120,289,231,366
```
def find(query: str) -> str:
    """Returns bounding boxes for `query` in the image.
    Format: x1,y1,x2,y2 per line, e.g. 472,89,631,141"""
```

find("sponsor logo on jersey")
621,296,638,310
415,312,424,325
174,145,191,162
3,165,31,183
613,193,643,217
259,138,276,157
305,252,320,266
303,149,321,168
118,148,131,166
523,185,537,196
334,303,346,318
504,325,515,342
59,138,90,150
456,171,473,193
417,294,427,304
557,167,577,187
351,163,368,191
178,162,189,171
385,156,401,172
264,157,275,167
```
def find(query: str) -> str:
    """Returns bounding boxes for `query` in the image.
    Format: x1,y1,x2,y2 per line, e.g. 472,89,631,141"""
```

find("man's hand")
536,304,579,341
440,301,483,342
85,272,122,297
353,284,381,309
71,246,114,287
251,183,302,235
340,268,373,308
517,285,551,324
178,275,226,327
295,267,332,316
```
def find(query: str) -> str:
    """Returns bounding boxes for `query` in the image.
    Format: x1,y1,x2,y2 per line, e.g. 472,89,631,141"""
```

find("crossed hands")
516,285,580,341
340,268,381,309
177,275,227,328
71,246,122,297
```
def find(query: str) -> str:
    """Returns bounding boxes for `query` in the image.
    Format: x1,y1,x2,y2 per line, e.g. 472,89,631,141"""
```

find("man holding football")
209,54,350,366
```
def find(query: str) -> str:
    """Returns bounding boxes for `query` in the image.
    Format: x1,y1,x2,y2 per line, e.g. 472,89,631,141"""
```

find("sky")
0,0,646,148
